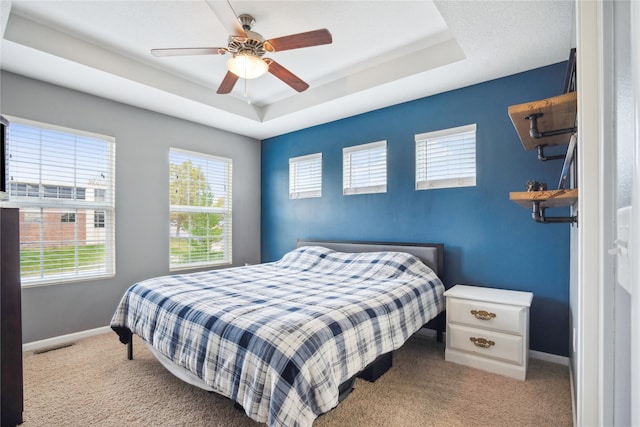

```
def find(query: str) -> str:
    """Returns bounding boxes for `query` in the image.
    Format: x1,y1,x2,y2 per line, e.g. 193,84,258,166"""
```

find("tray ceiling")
0,1,575,139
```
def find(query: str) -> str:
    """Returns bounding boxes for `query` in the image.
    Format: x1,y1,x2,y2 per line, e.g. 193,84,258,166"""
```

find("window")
43,184,79,199
4,118,116,285
60,212,76,223
415,124,476,190
289,153,322,199
94,210,105,228
10,182,39,197
343,140,387,195
169,148,232,269
94,188,105,201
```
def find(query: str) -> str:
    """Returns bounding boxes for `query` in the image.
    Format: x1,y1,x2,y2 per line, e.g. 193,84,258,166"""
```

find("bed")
110,240,445,427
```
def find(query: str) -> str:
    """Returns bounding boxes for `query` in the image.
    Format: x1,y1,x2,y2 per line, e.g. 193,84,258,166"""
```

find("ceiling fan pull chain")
243,78,251,104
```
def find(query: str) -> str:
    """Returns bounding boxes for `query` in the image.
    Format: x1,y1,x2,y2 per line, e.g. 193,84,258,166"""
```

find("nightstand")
443,284,533,380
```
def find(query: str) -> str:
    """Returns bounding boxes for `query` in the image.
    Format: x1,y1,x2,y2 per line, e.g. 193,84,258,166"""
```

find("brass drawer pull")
470,337,495,348
470,309,496,321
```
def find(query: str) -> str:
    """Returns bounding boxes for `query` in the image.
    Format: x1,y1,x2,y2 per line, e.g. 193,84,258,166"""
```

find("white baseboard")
529,349,569,366
23,325,111,352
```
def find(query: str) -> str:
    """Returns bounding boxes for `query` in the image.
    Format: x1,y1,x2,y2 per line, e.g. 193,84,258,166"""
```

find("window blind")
169,148,232,269
4,118,116,285
415,124,476,190
289,153,322,199
343,140,387,195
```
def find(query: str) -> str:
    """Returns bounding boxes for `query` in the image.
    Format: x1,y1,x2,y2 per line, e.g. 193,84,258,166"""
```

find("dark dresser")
1,208,23,426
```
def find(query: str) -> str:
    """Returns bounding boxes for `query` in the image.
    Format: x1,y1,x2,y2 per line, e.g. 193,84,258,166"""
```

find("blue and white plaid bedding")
110,246,444,427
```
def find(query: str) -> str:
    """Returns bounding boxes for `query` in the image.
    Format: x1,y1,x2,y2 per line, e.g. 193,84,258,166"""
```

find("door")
630,2,640,425
606,1,639,425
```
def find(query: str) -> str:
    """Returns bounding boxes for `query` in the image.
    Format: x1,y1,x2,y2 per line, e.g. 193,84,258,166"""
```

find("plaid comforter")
110,246,444,427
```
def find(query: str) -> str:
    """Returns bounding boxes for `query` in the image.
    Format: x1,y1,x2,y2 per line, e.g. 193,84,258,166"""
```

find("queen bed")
110,240,445,427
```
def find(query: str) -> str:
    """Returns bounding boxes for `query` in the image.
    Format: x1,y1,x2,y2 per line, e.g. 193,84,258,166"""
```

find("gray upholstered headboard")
296,239,444,277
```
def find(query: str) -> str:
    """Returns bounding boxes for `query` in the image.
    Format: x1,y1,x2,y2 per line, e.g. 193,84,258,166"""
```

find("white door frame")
576,1,640,425
575,1,603,425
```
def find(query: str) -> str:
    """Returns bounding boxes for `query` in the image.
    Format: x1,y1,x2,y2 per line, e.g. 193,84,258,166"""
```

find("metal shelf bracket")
525,112,577,161
531,201,578,224
535,144,566,161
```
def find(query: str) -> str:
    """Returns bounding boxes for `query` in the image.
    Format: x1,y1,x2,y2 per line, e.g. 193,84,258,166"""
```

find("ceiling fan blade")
151,47,226,57
265,59,309,92
217,71,239,94
205,0,246,37
265,29,332,52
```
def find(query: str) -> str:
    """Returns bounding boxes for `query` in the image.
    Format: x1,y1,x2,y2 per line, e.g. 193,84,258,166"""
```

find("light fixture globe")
227,53,268,79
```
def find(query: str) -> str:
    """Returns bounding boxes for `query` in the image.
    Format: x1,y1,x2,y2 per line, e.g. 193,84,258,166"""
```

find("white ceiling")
0,1,575,140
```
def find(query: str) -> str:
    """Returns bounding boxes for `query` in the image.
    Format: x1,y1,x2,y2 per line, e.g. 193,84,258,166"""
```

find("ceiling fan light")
227,53,268,79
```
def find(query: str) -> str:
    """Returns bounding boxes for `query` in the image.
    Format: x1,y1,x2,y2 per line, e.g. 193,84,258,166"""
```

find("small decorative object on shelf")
526,180,547,192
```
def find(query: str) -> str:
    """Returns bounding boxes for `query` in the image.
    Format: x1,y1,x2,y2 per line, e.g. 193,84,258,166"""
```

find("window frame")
289,152,322,199
415,123,477,190
60,212,76,223
169,147,233,271
3,116,116,287
94,210,105,228
343,140,387,195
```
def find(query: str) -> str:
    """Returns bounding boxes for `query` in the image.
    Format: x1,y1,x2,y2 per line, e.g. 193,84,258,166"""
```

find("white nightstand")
443,284,534,380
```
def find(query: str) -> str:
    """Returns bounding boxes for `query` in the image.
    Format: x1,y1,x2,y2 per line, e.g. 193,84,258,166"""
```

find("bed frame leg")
436,311,445,343
127,330,133,360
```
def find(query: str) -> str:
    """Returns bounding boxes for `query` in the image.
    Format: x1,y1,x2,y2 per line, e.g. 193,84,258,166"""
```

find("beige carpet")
20,332,572,426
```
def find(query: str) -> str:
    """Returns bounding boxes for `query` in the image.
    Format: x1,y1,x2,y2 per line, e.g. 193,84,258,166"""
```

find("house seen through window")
4,117,116,285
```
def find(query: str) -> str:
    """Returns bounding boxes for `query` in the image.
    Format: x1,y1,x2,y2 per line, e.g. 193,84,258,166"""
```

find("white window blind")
289,153,322,199
169,148,232,269
415,124,476,190
343,140,387,195
4,118,116,286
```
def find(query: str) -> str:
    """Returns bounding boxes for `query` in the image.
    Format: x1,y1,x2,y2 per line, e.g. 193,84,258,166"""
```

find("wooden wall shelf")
509,189,578,209
508,92,577,150
510,189,578,224
508,89,578,224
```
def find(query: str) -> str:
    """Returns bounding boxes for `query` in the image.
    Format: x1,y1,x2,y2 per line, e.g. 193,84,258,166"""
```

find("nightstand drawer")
447,298,526,335
448,324,524,365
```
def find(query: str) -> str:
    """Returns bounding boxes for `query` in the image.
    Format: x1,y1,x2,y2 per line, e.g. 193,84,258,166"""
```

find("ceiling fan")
151,3,332,95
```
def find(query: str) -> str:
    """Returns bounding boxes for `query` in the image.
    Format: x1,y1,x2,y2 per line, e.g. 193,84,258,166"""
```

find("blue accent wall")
261,63,571,357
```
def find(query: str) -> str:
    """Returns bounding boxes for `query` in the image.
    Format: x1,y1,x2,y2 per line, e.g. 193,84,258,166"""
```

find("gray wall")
0,71,262,343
